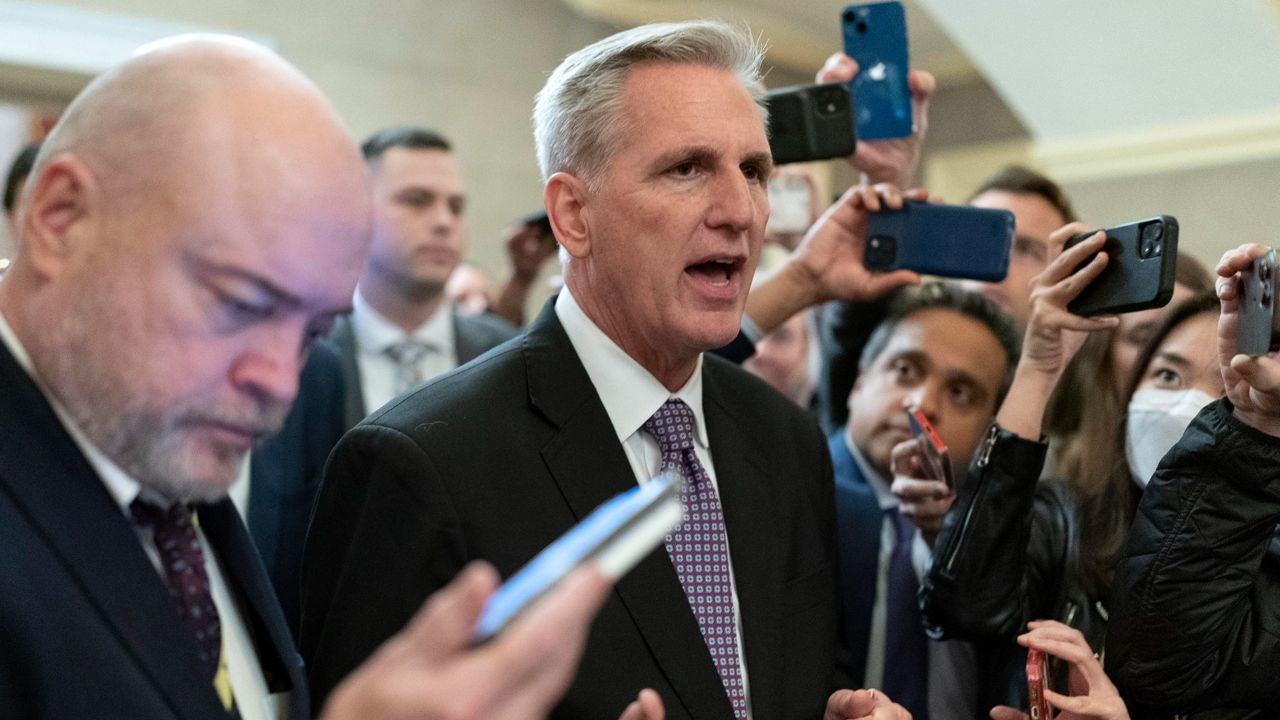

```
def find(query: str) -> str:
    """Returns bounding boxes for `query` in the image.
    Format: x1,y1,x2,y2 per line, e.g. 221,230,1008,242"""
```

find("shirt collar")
351,286,455,358
554,286,709,450
0,311,147,513
843,429,896,511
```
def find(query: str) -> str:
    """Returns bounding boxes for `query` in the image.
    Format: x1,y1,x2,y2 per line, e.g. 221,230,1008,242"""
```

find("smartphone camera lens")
1139,223,1164,259
867,235,897,268
856,21,869,33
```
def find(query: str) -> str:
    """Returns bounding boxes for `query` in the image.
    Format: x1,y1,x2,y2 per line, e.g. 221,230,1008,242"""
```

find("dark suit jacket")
0,342,308,720
324,308,519,428
300,300,840,719
829,431,883,688
249,341,347,638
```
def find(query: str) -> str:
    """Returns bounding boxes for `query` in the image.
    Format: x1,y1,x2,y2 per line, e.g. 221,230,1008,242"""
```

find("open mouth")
684,256,744,297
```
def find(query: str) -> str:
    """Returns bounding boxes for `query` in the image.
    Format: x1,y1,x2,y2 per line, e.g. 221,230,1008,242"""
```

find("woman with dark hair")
918,221,1225,715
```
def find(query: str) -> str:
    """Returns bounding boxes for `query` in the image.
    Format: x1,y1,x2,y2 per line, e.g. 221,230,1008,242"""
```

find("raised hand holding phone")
889,404,955,546
989,620,1130,720
1215,243,1280,437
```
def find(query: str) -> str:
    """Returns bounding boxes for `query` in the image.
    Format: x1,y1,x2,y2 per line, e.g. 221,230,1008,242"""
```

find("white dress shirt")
555,287,754,718
350,286,457,414
0,313,283,720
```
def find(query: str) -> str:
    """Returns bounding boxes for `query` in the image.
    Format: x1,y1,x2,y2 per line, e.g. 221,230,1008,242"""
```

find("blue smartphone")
471,472,683,643
863,201,1013,282
842,1,912,141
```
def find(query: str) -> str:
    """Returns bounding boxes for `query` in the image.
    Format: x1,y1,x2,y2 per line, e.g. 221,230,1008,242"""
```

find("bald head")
2,36,371,503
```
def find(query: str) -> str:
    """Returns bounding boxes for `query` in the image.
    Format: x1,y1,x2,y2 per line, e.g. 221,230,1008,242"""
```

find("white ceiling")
564,0,1280,144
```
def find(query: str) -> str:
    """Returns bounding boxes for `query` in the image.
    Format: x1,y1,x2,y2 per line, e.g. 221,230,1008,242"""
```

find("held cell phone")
841,1,912,141
517,209,552,236
1026,649,1053,720
863,200,1013,281
766,171,814,235
906,405,953,490
763,82,856,165
1063,216,1179,317
1236,249,1279,357
471,472,683,643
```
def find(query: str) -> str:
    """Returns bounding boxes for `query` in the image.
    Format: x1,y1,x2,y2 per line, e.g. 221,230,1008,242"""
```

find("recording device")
842,1,913,141
763,82,856,165
906,404,953,490
1062,216,1178,317
1236,248,1280,357
1026,649,1053,720
766,172,815,235
517,209,553,236
863,201,1013,281
472,472,683,643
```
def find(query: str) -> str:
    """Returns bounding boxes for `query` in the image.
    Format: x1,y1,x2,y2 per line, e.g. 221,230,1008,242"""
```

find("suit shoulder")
363,339,527,429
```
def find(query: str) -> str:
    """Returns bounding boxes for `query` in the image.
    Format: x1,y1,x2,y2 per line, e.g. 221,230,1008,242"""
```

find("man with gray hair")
302,20,912,720
0,35,609,720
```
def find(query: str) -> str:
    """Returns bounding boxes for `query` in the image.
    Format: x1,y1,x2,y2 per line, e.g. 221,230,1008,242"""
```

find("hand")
320,561,610,720
987,620,1129,720
506,222,557,283
824,688,912,720
617,689,664,720
1018,224,1119,381
816,53,936,189
1215,243,1280,437
744,183,922,335
995,223,1118,441
889,436,954,546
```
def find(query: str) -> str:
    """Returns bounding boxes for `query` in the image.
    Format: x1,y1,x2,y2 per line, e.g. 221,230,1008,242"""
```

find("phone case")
1026,649,1052,720
1237,248,1277,357
764,82,856,165
842,1,912,141
906,406,953,489
1063,216,1179,317
863,201,1013,281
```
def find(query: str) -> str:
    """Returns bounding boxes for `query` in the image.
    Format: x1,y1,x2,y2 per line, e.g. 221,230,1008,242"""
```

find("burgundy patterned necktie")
130,497,244,718
644,399,748,719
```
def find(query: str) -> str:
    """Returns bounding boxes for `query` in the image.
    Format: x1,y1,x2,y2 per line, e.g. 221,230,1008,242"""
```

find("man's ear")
545,171,591,259
21,154,96,278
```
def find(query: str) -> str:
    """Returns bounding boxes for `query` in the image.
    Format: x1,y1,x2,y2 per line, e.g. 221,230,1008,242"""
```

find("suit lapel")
323,315,365,429
703,364,785,719
0,343,229,719
199,501,310,720
829,431,882,685
523,300,735,719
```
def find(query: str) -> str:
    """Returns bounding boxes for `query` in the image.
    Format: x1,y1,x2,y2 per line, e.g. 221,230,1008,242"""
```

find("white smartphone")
471,472,684,643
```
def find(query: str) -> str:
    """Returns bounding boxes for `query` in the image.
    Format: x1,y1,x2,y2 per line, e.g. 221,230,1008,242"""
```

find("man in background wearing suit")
326,127,518,427
0,34,609,720
833,283,1018,719
301,20,913,720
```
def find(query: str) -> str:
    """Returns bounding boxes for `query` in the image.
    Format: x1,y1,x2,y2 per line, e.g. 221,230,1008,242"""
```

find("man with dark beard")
0,34,608,720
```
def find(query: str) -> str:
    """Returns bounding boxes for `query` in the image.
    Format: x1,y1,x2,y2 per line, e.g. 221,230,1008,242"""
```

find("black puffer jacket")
920,424,1107,706
1108,399,1280,720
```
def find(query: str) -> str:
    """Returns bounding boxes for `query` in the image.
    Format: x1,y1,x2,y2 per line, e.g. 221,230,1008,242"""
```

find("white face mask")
1125,388,1216,488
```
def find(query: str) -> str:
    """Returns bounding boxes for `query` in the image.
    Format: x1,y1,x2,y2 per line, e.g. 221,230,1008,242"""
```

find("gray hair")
533,19,766,189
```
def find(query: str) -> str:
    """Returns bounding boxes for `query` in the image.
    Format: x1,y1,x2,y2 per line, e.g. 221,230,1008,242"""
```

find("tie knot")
644,398,697,454
385,338,434,366
129,497,193,534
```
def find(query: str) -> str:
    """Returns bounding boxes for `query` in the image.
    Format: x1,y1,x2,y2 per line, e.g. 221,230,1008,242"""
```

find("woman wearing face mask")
917,222,1224,715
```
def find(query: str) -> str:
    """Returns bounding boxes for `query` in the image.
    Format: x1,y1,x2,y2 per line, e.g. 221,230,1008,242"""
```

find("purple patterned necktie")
644,398,748,719
130,499,223,678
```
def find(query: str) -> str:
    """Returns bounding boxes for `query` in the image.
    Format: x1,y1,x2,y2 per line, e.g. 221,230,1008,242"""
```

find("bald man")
0,36,608,720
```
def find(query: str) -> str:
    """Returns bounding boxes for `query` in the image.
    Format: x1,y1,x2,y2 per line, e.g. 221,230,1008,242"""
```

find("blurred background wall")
2,0,1278,289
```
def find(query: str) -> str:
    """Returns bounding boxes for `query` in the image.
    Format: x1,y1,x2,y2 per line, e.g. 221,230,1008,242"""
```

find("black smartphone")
763,82,856,165
1063,216,1178,316
517,209,552,236
864,200,1013,282
1237,248,1278,357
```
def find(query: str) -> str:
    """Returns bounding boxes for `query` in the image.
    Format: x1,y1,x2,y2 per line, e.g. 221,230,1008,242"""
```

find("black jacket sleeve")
922,424,1069,641
1107,399,1280,713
